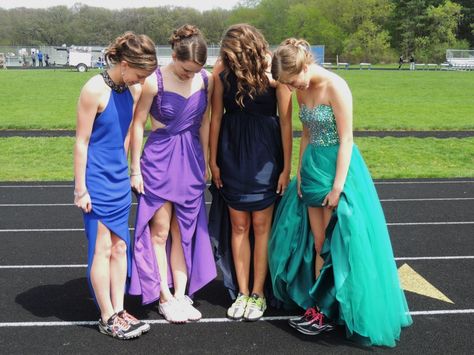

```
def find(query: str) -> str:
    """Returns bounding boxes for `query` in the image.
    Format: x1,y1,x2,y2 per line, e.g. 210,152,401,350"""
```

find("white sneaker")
158,298,188,323
176,295,202,321
227,293,249,320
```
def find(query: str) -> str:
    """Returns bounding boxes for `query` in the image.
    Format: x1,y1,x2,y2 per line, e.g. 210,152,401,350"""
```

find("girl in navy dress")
74,32,157,339
209,24,292,321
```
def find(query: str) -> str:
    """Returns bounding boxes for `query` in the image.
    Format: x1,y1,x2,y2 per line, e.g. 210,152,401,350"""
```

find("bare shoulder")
128,84,143,102
81,74,107,97
327,71,351,96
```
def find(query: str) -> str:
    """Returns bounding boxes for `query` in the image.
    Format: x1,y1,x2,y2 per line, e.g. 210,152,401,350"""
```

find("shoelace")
303,307,318,320
113,315,131,330
120,311,138,324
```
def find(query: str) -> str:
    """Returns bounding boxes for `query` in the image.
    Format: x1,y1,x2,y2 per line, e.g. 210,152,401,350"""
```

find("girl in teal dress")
268,39,412,347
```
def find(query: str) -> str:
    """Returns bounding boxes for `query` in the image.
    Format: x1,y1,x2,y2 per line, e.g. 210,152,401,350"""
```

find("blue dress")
83,86,133,303
269,104,412,347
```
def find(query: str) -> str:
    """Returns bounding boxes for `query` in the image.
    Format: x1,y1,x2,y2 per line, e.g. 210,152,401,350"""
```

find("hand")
74,191,92,213
296,172,302,198
131,174,145,195
322,188,341,210
210,164,223,188
276,171,290,195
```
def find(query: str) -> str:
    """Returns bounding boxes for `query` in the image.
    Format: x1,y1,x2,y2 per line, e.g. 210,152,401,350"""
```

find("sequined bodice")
299,104,339,146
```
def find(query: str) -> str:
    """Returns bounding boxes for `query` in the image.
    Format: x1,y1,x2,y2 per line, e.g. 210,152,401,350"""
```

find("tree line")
0,0,472,63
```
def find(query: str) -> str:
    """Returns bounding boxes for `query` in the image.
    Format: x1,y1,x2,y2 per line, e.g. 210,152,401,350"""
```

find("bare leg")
149,202,174,302
229,207,251,296
90,221,114,321
307,206,332,279
110,233,127,313
250,205,274,296
170,213,187,298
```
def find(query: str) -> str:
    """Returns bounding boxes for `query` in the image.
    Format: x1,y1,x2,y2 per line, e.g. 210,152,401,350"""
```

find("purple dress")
129,68,217,305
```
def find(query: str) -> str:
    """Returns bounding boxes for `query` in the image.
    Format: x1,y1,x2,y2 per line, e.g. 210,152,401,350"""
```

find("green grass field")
1,69,473,130
0,137,472,181
0,68,472,181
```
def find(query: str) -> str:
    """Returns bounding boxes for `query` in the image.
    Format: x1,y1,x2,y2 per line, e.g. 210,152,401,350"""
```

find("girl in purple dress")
129,25,216,323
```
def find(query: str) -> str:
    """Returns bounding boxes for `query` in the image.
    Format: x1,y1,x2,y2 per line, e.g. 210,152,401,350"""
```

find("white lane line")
2,256,474,269
0,180,473,189
0,264,87,269
387,222,474,226
1,198,472,207
1,310,473,327
395,256,474,261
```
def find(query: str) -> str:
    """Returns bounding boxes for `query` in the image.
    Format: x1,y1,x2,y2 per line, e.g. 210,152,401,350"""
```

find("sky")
0,0,241,11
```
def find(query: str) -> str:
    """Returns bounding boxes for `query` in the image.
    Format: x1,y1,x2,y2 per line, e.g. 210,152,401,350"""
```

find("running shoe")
288,307,318,329
117,309,150,334
295,310,334,335
227,293,249,320
98,313,142,340
159,298,188,323
243,293,267,321
176,295,202,321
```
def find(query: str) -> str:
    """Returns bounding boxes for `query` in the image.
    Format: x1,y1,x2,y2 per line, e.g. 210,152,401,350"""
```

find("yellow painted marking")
398,263,454,304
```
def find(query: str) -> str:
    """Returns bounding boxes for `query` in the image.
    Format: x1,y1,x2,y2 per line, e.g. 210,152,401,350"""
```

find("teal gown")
268,104,412,347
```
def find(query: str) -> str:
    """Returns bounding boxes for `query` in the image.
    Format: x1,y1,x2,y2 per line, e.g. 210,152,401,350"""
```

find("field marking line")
1,310,473,327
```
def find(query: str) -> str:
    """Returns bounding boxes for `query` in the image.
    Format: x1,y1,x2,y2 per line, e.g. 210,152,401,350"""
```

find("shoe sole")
158,309,188,324
295,324,334,336
98,326,142,340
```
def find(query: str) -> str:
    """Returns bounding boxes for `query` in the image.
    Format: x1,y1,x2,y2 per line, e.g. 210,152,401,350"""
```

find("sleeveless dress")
268,104,412,347
129,68,217,305
83,86,133,303
208,70,283,298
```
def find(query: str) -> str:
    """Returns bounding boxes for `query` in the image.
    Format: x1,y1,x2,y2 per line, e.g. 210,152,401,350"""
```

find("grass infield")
1,69,473,131
0,136,472,181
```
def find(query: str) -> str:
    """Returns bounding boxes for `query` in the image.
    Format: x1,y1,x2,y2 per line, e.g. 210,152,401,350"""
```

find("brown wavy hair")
169,24,207,66
220,24,270,108
104,31,157,72
271,38,314,81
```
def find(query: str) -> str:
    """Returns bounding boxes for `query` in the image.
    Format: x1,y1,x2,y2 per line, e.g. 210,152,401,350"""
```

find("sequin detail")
299,104,339,147
100,70,128,93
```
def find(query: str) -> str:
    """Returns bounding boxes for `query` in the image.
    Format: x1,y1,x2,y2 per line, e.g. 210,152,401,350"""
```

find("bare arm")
73,78,103,212
323,78,353,208
209,61,225,188
276,83,293,194
199,72,214,180
125,84,143,154
129,74,157,194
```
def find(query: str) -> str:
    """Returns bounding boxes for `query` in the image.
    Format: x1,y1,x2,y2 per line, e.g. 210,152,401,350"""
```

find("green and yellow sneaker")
227,293,249,320
243,293,266,321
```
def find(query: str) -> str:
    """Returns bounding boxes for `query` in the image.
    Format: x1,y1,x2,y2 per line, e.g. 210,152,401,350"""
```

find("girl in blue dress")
74,32,157,339
268,39,412,347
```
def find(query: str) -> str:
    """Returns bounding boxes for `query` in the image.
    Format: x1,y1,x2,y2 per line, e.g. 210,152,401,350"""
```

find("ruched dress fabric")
208,71,283,298
83,88,133,303
129,68,217,305
268,104,412,347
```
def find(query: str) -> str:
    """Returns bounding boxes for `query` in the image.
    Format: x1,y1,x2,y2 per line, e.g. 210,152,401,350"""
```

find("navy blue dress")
209,70,283,298
83,87,133,304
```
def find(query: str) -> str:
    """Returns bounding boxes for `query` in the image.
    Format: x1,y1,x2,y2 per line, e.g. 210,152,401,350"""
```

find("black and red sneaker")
98,313,142,340
288,307,319,329
294,310,334,335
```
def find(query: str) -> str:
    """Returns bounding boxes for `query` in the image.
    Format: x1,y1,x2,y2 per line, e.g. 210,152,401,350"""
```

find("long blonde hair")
104,31,157,72
220,24,270,108
169,24,207,66
271,38,314,81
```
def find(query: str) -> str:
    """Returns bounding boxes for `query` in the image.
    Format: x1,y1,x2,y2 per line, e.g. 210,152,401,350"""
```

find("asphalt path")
0,179,473,354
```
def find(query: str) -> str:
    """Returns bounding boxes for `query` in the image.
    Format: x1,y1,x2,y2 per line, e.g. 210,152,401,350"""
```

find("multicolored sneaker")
176,295,202,321
288,307,318,329
159,298,188,324
117,310,150,334
98,313,142,340
243,293,267,321
227,293,249,320
294,310,334,335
